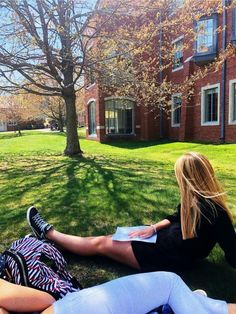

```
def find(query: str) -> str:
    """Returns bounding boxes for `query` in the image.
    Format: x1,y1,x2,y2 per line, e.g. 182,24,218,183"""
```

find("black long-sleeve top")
161,198,236,268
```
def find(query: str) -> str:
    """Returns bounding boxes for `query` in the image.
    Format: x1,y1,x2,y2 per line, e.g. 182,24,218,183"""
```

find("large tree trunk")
63,91,82,156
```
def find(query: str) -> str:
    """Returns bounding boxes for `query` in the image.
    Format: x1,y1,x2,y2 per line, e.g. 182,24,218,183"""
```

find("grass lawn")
0,129,236,302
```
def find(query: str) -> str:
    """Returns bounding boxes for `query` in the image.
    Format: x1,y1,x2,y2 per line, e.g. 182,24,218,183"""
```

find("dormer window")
196,19,214,53
193,14,218,64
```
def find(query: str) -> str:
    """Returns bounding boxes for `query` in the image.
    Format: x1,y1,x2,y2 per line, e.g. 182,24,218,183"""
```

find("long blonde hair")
174,152,233,240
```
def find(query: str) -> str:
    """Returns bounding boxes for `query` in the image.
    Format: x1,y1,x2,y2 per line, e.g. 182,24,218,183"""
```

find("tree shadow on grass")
1,154,235,302
102,139,171,150
0,155,177,240
101,139,220,151
0,132,24,140
40,156,177,236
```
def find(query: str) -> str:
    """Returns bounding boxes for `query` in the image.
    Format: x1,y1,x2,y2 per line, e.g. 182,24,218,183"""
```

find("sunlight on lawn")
0,130,236,299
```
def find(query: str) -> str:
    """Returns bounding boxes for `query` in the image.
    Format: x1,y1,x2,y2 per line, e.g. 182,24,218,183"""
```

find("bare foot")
228,304,236,314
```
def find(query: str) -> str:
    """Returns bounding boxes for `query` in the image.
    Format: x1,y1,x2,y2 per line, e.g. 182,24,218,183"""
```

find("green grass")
0,129,236,302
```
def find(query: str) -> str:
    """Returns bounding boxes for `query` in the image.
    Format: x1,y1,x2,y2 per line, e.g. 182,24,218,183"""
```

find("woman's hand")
129,226,155,239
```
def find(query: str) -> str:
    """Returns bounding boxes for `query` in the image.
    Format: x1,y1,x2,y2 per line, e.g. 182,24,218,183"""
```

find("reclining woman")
0,271,236,314
27,152,236,272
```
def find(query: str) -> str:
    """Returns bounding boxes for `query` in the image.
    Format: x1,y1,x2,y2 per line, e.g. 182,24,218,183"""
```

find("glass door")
88,101,96,135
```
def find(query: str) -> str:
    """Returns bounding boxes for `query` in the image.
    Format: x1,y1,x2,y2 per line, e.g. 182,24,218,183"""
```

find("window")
196,19,214,53
193,14,217,63
229,79,236,124
173,37,183,71
7,120,17,126
88,101,96,135
201,84,220,125
232,8,236,43
105,98,134,135
0,121,7,131
171,94,182,127
168,0,184,15
175,0,184,7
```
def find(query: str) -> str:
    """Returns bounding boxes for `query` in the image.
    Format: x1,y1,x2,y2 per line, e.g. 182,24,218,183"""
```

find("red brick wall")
84,5,236,143
166,7,236,143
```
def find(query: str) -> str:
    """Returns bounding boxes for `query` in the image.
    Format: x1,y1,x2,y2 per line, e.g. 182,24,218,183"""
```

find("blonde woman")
27,152,236,271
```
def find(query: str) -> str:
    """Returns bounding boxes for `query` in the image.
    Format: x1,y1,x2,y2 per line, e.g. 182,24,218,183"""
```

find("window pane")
233,8,236,39
88,101,96,135
105,101,115,134
105,99,134,134
233,83,236,121
173,96,181,125
105,100,113,110
173,39,183,69
204,88,218,122
126,109,133,133
176,0,184,6
196,19,214,53
204,92,211,122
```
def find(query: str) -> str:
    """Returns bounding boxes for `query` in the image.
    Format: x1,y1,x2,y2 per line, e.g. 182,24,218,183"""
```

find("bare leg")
42,306,54,314
228,304,236,314
0,279,55,312
47,230,140,269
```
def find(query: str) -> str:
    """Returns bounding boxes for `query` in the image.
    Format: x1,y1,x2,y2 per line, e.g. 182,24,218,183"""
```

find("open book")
112,226,157,243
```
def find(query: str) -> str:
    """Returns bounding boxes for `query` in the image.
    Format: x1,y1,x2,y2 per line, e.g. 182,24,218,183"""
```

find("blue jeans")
53,271,227,314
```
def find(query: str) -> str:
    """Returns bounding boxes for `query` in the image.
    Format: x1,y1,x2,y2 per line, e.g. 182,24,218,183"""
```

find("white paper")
112,226,157,243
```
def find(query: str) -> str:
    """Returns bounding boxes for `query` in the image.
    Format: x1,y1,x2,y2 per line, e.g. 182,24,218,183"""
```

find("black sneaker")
27,206,53,239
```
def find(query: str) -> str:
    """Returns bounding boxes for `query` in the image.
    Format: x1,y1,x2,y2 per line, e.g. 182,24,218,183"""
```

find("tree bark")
63,91,82,156
17,124,22,136
58,119,64,132
58,103,64,132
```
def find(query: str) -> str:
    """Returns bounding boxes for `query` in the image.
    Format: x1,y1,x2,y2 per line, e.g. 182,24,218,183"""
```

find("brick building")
0,106,45,132
84,1,236,143
0,108,8,132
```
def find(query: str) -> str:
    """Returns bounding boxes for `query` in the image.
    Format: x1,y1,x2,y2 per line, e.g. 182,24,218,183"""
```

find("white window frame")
171,93,182,127
87,98,96,105
229,79,236,125
201,83,220,126
172,36,184,72
104,96,135,102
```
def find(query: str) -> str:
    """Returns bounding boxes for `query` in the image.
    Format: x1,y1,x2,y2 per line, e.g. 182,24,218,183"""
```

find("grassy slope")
0,129,236,301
